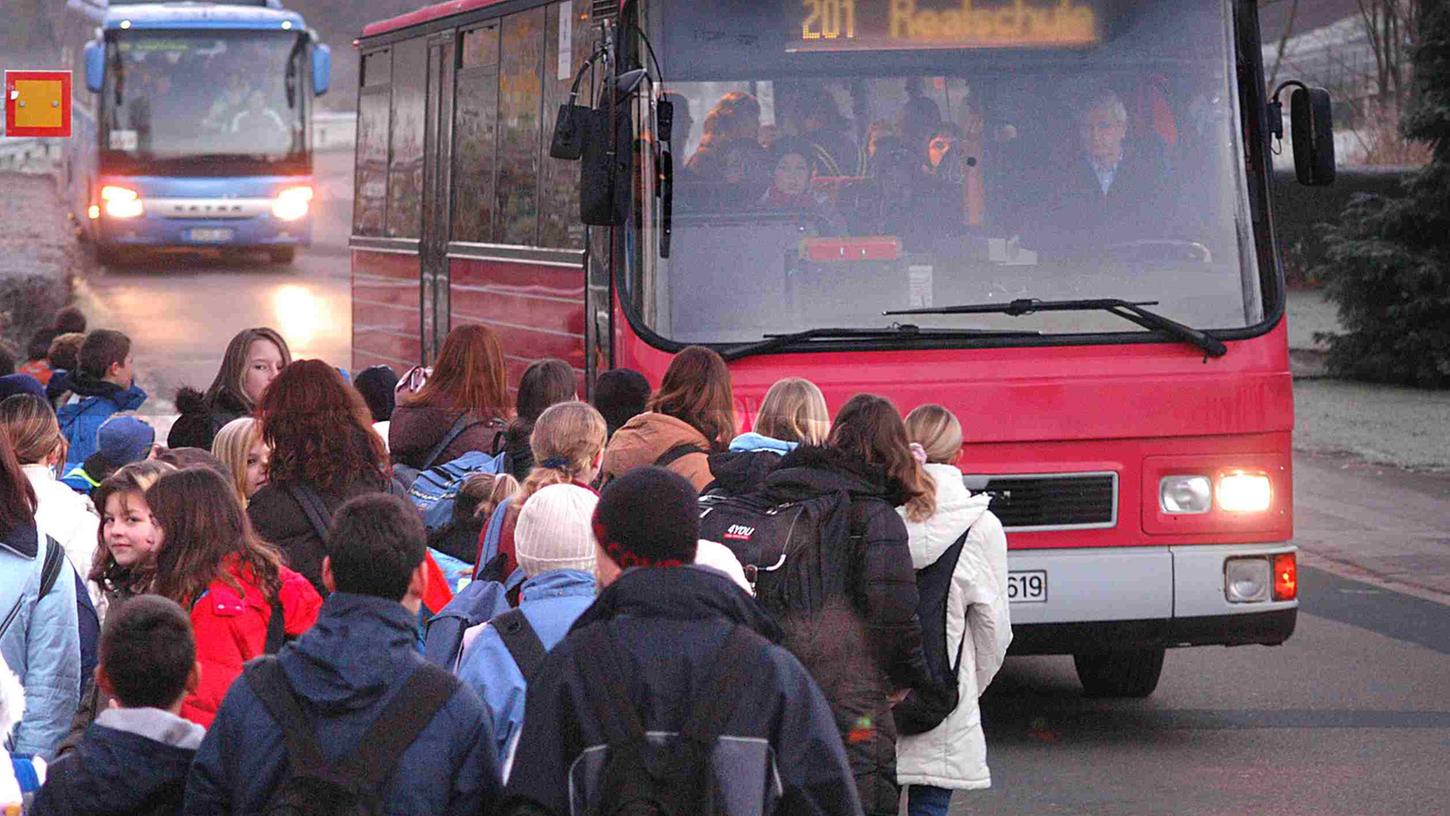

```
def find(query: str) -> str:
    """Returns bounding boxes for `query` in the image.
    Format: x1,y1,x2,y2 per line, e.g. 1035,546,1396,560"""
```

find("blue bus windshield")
103,30,307,162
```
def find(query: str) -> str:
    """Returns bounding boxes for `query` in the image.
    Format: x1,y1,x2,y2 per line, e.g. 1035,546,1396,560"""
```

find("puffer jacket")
184,593,501,816
32,707,206,816
895,462,1012,792
502,566,860,816
23,465,101,610
705,432,796,496
601,412,714,490
0,524,81,760
389,402,506,471
54,373,147,471
182,559,322,728
760,445,929,815
167,387,248,451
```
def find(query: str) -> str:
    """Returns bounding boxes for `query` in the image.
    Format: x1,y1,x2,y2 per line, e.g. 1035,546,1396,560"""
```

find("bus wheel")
268,247,297,265
1073,649,1165,698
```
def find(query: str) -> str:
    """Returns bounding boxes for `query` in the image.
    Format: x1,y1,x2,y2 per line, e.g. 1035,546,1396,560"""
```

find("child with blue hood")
705,377,831,497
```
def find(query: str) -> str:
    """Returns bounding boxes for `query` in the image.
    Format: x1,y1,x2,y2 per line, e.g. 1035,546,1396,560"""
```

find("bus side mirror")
312,44,332,97
1272,82,1335,187
580,106,631,226
84,41,105,94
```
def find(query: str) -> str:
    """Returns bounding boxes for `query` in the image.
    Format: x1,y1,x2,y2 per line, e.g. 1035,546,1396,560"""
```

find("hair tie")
541,456,571,470
909,443,929,466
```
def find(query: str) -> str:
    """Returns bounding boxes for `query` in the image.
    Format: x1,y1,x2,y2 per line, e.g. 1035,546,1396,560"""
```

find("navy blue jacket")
184,593,501,816
502,566,860,816
31,709,204,816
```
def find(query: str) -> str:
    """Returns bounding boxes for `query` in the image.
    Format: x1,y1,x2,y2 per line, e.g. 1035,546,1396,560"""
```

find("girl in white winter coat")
896,405,1012,816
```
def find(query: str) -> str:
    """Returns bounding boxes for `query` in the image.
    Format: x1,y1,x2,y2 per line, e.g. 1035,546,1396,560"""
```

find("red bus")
352,0,1327,696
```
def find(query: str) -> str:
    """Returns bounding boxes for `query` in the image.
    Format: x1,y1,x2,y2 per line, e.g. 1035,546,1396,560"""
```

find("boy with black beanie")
32,596,205,816
502,467,861,816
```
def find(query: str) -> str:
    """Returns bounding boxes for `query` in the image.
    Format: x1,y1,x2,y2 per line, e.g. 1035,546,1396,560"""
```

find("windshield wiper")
885,298,1228,358
719,324,1040,362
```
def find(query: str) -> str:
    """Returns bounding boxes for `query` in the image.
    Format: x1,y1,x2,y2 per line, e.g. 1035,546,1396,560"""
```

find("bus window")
387,38,427,239
497,7,546,246
452,25,499,243
354,50,391,237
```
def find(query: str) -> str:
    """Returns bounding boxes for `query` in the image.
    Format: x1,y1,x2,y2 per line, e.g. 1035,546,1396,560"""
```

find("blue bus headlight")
101,186,143,219
272,186,314,221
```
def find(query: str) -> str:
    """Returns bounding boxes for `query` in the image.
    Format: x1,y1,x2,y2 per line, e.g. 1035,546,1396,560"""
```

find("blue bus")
60,0,331,264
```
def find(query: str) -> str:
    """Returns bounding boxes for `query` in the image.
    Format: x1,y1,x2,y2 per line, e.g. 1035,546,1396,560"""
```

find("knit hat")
593,466,699,569
97,416,155,466
0,374,46,402
515,483,600,577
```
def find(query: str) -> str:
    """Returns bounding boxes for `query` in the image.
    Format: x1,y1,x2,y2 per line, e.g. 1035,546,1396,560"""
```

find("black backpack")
697,490,860,618
574,623,759,816
892,529,970,736
244,658,458,816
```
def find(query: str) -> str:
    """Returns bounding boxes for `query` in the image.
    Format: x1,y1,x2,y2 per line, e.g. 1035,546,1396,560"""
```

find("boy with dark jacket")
32,595,206,816
185,493,500,816
55,330,146,471
501,467,860,816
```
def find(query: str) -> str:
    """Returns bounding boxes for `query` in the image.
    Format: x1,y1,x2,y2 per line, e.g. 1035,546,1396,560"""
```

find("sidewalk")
1286,289,1450,472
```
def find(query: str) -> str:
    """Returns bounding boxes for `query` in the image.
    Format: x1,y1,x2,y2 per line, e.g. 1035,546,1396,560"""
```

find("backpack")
891,529,969,737
655,443,706,470
573,623,759,816
490,608,547,680
422,579,511,670
395,416,510,533
244,657,457,816
696,490,861,618
0,536,96,691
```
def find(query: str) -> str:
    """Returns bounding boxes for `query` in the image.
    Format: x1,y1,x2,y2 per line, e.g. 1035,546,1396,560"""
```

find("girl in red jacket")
145,467,321,727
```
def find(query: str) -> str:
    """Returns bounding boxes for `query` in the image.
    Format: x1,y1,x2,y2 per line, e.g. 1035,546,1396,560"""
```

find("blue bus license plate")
188,228,234,243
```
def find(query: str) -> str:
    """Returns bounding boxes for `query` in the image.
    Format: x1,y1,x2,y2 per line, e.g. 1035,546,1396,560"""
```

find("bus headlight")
1160,475,1212,514
1224,557,1271,603
1217,472,1272,513
101,186,143,219
272,186,314,221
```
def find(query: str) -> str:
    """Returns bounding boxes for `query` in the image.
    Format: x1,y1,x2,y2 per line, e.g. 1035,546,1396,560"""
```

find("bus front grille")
962,472,1118,532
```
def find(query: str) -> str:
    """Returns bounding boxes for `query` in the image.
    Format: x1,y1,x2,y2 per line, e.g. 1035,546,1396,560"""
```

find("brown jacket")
601,412,715,491
389,402,506,471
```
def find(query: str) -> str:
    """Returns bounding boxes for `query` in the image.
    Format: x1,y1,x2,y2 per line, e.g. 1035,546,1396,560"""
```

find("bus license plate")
188,228,234,243
1008,571,1047,603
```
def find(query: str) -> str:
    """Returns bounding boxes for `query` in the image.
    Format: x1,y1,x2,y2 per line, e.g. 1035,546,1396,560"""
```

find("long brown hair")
829,394,935,522
206,328,292,411
520,402,607,503
148,467,284,605
0,427,36,540
647,346,736,450
259,360,388,493
407,325,510,420
91,461,176,593
0,394,64,466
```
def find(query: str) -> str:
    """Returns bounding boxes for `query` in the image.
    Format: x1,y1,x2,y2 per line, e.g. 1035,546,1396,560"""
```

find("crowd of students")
0,312,1012,816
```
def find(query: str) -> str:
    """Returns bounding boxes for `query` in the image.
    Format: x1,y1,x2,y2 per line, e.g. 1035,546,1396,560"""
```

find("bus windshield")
631,0,1265,344
102,30,308,166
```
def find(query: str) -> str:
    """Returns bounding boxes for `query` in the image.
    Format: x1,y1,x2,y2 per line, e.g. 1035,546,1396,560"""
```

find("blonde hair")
459,472,520,521
520,402,607,503
754,378,830,446
212,417,263,505
0,394,65,465
905,404,964,465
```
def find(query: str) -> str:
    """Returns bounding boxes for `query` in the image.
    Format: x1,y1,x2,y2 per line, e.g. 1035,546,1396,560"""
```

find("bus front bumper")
97,210,312,249
1006,543,1298,655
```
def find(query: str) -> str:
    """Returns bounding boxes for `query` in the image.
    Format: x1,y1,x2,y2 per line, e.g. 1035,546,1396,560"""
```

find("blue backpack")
422,579,511,670
397,416,510,533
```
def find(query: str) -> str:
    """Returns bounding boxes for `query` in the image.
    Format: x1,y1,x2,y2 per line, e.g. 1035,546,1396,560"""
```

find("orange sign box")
5,71,73,138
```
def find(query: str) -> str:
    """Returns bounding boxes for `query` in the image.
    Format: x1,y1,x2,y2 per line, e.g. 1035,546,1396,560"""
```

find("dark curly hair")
259,360,389,493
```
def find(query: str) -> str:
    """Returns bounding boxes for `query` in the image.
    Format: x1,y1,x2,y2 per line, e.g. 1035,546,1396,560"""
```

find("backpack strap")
576,624,650,747
491,609,548,682
420,415,487,472
336,663,458,784
286,484,333,542
37,535,66,601
264,596,287,655
655,443,707,469
244,658,330,775
679,626,759,748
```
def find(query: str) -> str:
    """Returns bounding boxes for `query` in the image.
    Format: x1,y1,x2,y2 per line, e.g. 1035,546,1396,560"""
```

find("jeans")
907,785,954,816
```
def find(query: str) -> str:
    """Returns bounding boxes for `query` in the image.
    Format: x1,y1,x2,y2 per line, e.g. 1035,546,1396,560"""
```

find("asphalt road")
66,150,1449,816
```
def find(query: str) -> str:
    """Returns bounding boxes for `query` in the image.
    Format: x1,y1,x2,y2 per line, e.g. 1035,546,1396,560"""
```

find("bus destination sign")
791,0,1100,52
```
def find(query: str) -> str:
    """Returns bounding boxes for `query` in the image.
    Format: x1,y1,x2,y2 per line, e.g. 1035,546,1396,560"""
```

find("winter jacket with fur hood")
167,387,248,451
895,462,1012,791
